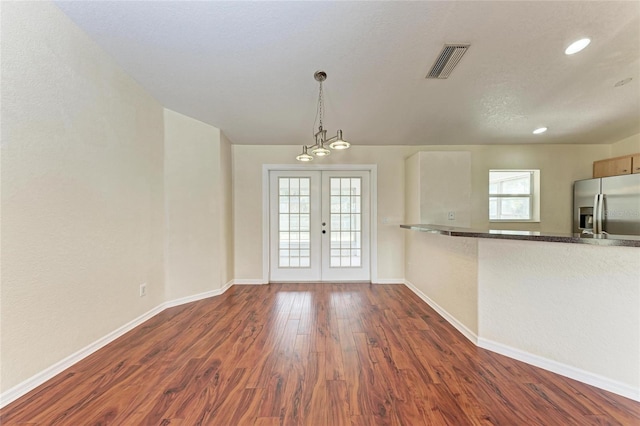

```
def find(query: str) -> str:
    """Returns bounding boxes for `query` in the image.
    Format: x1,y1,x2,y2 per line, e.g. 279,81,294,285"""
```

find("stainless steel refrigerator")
573,174,640,235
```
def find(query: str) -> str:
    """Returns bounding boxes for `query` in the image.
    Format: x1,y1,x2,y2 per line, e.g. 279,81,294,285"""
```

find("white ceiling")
55,1,640,146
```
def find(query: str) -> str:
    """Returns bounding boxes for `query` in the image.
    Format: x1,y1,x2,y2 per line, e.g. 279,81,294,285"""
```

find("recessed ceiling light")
614,78,633,87
565,38,591,55
533,127,548,134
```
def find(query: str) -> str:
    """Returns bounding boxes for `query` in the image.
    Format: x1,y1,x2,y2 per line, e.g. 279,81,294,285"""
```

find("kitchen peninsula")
402,223,640,401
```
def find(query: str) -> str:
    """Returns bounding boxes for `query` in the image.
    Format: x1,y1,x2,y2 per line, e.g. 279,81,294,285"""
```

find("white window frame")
489,169,540,223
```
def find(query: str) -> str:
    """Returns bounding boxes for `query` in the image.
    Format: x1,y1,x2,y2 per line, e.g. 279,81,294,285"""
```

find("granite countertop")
400,224,640,247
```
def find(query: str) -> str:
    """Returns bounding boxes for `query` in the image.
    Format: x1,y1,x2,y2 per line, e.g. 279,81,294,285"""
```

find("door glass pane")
331,179,341,195
290,179,300,196
290,215,299,231
300,196,310,213
300,179,310,195
279,177,311,268
280,215,289,231
341,179,351,195
341,214,350,230
331,215,340,229
279,179,289,196
330,177,362,268
331,196,341,213
300,215,309,230
352,214,360,231
279,197,289,213
290,196,299,213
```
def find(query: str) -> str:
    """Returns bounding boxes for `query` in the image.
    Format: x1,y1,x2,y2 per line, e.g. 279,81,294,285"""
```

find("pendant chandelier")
296,71,350,162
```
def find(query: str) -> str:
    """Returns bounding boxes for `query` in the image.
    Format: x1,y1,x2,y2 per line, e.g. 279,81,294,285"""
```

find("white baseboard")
403,280,639,402
222,279,234,292
0,303,164,408
478,338,639,402
371,278,405,284
164,288,225,308
0,282,235,409
403,279,478,344
233,279,268,285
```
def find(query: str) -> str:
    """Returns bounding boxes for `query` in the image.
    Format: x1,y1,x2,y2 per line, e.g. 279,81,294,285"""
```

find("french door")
269,170,370,282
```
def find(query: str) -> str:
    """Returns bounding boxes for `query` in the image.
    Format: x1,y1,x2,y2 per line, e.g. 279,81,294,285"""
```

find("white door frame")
262,164,378,283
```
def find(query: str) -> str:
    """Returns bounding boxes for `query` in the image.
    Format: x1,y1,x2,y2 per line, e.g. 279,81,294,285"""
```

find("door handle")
594,194,605,234
593,194,600,234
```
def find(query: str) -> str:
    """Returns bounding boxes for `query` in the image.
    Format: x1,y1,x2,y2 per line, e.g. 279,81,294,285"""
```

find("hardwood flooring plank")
280,334,309,425
305,351,328,426
340,351,364,418
308,290,328,353
327,380,350,426
254,417,281,426
352,333,395,425
2,284,638,426
325,320,346,381
183,367,248,424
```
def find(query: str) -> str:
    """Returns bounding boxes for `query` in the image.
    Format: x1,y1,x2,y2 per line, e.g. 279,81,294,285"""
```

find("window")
489,170,539,221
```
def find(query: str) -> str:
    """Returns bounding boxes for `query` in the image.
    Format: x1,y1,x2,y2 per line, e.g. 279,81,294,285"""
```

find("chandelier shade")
329,130,350,150
295,145,314,162
296,71,350,162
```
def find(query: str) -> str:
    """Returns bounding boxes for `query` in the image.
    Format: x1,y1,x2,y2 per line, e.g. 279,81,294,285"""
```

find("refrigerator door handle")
595,193,606,234
598,193,605,234
593,194,601,234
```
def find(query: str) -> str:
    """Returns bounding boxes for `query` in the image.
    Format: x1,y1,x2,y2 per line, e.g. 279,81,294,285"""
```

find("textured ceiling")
55,1,640,146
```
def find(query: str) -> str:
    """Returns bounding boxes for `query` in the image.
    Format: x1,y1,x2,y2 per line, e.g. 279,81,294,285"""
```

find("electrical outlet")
140,283,147,297
448,211,455,220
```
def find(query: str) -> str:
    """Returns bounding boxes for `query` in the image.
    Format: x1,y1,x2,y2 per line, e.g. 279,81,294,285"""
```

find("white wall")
234,143,609,281
1,2,165,392
610,132,640,157
477,239,640,397
404,153,421,224
220,132,234,287
164,109,224,300
412,151,472,228
405,233,479,335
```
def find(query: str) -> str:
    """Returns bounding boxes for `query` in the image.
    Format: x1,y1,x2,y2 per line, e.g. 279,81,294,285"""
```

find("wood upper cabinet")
633,154,640,174
593,155,633,178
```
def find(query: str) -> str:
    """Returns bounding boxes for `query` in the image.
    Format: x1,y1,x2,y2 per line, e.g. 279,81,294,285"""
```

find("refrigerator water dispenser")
578,206,594,230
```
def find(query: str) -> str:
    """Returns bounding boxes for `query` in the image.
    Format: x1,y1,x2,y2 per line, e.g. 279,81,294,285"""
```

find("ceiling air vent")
426,44,470,79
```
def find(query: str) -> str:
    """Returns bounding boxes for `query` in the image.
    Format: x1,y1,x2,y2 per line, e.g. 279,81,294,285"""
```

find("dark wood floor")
2,284,639,425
